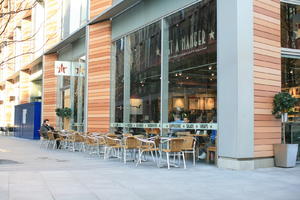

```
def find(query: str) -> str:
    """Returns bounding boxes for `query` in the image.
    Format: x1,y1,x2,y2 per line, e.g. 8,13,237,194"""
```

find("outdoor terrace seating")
39,130,215,169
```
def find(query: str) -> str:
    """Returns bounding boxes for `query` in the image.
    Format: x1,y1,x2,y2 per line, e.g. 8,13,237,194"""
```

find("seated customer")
40,119,54,139
169,115,185,137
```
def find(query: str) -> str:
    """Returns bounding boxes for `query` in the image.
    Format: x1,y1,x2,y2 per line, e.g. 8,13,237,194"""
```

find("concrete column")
217,0,254,170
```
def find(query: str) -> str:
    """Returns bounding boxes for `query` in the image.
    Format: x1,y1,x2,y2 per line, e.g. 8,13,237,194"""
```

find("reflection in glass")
167,0,217,123
128,22,161,123
72,56,86,131
59,56,86,131
281,3,300,49
282,57,300,121
114,39,124,123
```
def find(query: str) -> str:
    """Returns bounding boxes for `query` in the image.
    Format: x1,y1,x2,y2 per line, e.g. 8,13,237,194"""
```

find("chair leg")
124,149,126,164
136,150,141,166
150,151,155,162
173,153,176,165
166,152,170,169
206,150,209,163
182,152,186,169
193,151,196,166
155,150,159,167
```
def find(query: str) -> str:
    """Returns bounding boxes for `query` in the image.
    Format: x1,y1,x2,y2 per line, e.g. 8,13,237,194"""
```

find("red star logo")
58,64,67,73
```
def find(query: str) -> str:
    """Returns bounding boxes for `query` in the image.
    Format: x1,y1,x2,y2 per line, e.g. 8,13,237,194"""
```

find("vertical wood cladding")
253,0,281,158
87,21,112,132
19,71,30,104
43,53,57,127
89,0,112,19
21,18,32,66
44,0,61,51
87,0,112,132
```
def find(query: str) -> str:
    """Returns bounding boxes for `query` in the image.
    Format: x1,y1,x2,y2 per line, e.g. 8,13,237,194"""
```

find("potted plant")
55,107,72,130
272,92,298,167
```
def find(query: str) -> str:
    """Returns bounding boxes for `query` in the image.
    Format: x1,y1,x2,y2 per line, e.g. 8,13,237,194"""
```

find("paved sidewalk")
0,136,299,200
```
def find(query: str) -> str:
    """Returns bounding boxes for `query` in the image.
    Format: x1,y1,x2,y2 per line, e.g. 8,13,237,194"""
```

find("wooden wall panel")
89,0,112,19
253,0,281,158
43,54,57,127
21,18,32,67
19,71,30,104
44,0,61,51
87,21,112,132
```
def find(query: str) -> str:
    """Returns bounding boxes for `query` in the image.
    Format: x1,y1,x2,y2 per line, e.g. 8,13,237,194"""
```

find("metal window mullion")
70,63,75,130
123,36,131,132
110,42,117,129
160,18,169,136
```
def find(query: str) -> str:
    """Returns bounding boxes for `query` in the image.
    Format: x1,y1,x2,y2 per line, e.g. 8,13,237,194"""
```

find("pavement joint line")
69,171,102,200
40,171,56,200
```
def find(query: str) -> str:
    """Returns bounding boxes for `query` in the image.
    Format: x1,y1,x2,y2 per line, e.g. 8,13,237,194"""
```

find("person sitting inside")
169,115,185,137
40,119,54,139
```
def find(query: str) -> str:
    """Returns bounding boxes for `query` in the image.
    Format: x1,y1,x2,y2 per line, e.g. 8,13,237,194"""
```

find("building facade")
0,0,299,170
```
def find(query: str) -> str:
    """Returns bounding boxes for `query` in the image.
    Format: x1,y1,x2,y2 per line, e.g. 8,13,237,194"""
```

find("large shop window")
281,3,300,49
111,0,216,134
282,57,300,160
166,0,217,124
112,39,124,123
128,22,161,124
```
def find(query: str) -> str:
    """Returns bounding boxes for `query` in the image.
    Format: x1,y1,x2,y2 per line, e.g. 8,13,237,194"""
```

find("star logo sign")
58,64,67,74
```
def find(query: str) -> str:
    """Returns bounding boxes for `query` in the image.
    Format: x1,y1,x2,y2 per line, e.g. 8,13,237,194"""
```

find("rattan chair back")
47,131,55,140
123,133,133,137
169,138,184,152
105,136,119,147
124,136,139,149
181,136,195,149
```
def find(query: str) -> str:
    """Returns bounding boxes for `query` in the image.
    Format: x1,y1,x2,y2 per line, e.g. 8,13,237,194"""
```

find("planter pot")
274,144,298,168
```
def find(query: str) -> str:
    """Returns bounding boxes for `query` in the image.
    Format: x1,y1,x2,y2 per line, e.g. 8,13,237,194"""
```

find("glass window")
33,2,44,57
166,0,217,124
282,57,300,121
15,27,22,71
282,57,300,160
62,0,88,39
110,0,217,133
281,3,300,49
112,39,124,123
58,56,86,131
128,21,161,123
71,56,86,131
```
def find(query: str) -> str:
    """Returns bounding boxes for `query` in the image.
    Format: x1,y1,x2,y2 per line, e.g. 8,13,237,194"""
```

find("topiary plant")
272,92,297,144
55,107,72,118
272,92,297,119
63,107,72,119
55,107,72,129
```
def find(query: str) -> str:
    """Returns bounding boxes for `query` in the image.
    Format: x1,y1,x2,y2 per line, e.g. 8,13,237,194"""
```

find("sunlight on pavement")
0,148,10,153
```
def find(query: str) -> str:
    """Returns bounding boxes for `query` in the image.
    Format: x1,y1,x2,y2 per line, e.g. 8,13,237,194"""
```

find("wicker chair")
47,131,58,149
161,138,186,169
39,130,49,148
123,136,140,164
181,136,196,166
84,136,100,155
136,137,160,167
104,136,122,159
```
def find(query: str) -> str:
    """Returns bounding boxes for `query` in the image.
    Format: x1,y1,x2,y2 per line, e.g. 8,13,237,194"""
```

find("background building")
0,0,299,170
